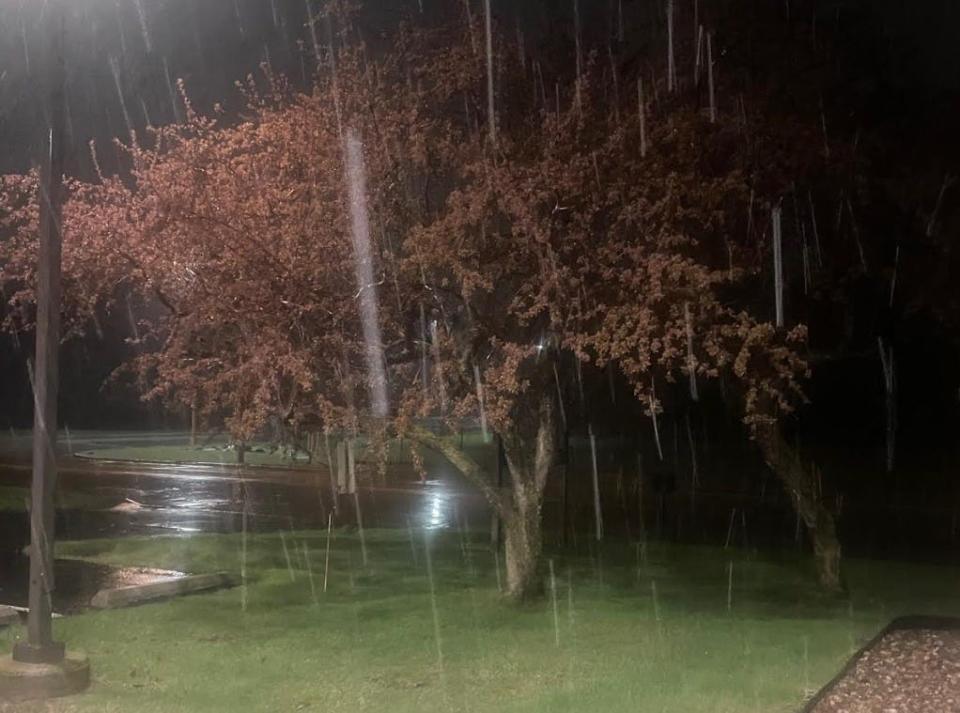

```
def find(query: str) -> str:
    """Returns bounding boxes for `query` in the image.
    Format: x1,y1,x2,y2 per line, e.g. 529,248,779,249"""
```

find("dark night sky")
1,0,958,176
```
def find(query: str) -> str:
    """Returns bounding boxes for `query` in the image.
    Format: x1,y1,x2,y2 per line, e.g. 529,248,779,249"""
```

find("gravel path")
811,628,960,713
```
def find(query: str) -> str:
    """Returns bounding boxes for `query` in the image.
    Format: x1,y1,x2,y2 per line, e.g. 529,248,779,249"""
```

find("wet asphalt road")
0,430,492,541
0,430,492,612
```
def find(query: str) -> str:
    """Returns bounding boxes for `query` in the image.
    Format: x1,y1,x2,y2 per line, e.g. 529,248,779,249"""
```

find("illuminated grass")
3,532,958,712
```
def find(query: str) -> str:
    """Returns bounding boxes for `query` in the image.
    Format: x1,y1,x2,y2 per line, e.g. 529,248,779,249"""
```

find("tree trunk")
503,483,544,602
754,419,843,593
408,396,556,603
500,397,555,602
809,508,842,592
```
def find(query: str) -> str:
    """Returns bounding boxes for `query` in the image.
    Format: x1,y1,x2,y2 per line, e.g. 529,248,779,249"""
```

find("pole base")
0,650,90,702
13,639,66,664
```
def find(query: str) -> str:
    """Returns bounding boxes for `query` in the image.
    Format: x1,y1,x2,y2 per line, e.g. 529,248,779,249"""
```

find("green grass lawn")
4,530,959,713
70,430,498,471
72,443,312,469
72,438,421,469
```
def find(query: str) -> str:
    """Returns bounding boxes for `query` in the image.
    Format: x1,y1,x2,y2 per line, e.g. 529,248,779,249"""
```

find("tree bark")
754,419,843,593
499,397,555,601
409,395,556,602
503,481,544,601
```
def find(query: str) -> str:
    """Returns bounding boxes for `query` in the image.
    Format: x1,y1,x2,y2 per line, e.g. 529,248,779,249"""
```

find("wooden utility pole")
14,0,66,666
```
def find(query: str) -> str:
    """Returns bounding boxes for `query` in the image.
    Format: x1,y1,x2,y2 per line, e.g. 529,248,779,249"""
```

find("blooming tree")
1,14,842,597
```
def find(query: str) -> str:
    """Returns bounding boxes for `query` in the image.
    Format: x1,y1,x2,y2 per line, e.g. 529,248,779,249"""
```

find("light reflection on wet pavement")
0,431,491,539
0,432,493,612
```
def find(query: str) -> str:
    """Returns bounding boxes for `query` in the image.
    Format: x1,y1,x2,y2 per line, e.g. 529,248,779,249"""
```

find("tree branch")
406,425,507,515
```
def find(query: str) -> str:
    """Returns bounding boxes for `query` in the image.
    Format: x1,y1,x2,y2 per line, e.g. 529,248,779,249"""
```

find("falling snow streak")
808,191,822,267
19,13,30,75
589,424,603,541
878,337,896,473
685,302,698,401
607,44,620,123
552,363,567,429
926,174,955,237
405,515,419,567
343,131,389,419
574,0,582,114
772,206,784,328
419,303,429,400
324,13,344,140
423,531,444,666
280,533,296,582
685,411,699,490
323,433,338,514
347,438,357,494
889,245,899,307
302,540,318,605
693,0,699,52
139,97,152,129
484,0,496,146
666,0,676,92
240,483,248,612
726,561,734,612
846,199,867,270
707,30,716,122
459,0,476,56
637,78,647,157
322,512,333,592
819,95,830,158
549,559,561,647
574,355,586,412
114,1,129,61
636,452,647,538
354,490,368,567
163,57,182,124
233,0,246,39
473,363,489,442
108,57,134,140
650,382,664,461
132,0,152,54
694,24,704,86
430,319,447,412
125,293,140,341
305,0,322,65
514,21,526,73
